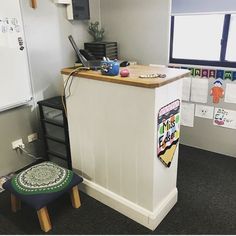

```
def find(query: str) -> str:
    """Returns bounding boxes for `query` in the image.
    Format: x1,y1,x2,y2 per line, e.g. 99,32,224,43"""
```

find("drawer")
42,106,63,125
47,139,67,158
45,123,65,141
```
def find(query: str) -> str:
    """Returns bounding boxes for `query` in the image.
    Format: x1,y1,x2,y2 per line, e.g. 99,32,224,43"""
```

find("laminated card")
182,77,191,101
225,84,236,104
213,108,236,129
191,78,209,103
181,103,195,127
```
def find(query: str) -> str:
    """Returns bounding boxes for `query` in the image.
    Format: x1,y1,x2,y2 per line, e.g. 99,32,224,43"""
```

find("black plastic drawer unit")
37,96,72,169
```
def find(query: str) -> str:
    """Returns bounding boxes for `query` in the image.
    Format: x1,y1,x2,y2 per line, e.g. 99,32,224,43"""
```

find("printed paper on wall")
209,70,216,79
201,69,209,78
210,79,224,104
191,78,209,103
194,68,201,77
225,83,236,104
0,17,21,49
213,108,236,129
181,103,195,127
195,105,214,119
182,77,191,101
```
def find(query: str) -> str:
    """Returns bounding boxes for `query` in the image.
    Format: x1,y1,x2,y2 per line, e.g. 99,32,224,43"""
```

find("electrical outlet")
28,133,38,143
12,139,25,149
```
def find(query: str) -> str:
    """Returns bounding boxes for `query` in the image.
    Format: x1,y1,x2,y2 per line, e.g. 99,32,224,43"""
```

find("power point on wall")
12,139,25,150
28,133,38,143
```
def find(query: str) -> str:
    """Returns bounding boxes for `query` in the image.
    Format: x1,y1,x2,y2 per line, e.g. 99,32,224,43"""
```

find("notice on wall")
210,79,224,104
191,78,209,103
157,100,180,168
182,77,191,101
213,108,236,129
0,17,21,48
225,84,236,104
181,103,195,127
195,105,214,119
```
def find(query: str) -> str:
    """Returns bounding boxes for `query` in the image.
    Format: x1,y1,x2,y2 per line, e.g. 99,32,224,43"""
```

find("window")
226,14,236,62
170,14,236,67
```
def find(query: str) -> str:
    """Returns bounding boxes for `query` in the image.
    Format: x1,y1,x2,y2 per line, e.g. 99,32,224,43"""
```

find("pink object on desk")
120,69,130,77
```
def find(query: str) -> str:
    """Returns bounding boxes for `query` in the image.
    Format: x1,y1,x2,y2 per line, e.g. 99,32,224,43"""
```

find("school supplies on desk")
100,59,120,76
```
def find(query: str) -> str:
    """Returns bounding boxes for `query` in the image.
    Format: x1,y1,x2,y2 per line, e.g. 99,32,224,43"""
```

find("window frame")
169,14,236,68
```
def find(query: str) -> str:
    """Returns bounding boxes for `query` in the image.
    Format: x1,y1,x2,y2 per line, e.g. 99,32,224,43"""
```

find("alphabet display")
168,65,236,81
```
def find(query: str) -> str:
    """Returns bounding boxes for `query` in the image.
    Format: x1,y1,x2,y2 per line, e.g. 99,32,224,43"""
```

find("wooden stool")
3,162,83,232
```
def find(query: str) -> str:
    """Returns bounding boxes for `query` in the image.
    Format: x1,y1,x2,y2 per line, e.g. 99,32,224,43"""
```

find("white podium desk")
61,65,189,230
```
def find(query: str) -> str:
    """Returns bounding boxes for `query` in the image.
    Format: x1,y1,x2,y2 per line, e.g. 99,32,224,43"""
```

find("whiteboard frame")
0,0,33,112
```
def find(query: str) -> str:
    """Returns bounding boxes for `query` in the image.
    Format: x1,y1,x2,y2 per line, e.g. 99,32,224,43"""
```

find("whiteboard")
0,0,32,112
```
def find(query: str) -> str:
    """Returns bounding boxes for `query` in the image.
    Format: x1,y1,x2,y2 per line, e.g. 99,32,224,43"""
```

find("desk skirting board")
78,178,177,230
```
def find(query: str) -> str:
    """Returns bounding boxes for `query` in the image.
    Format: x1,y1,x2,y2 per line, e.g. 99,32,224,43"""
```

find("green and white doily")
11,162,73,195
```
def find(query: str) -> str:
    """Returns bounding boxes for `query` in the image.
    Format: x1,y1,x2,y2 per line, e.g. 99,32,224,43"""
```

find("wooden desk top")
61,65,190,89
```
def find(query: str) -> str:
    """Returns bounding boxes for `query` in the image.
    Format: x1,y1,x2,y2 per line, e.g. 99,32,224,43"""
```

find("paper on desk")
195,105,214,119
213,108,236,129
191,78,209,103
182,77,191,101
225,83,236,104
181,102,195,127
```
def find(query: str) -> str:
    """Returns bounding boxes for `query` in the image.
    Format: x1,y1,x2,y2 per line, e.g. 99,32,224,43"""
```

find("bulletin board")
0,0,32,112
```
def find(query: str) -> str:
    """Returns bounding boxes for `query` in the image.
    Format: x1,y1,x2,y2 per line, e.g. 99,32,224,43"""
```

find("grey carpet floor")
0,144,236,235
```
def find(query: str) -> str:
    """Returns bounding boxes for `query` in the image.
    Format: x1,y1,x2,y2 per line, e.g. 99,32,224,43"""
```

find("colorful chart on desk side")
157,99,180,168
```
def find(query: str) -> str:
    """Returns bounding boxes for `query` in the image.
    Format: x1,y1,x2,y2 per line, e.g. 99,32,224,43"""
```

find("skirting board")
79,178,178,230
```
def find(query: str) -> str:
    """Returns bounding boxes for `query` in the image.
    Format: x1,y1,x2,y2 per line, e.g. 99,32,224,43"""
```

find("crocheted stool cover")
3,162,83,210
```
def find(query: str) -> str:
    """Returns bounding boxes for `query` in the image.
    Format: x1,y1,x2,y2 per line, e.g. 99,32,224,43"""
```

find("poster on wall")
181,102,195,127
213,108,236,130
195,104,214,119
157,99,180,168
0,16,22,49
225,84,236,104
191,78,209,103
182,77,191,101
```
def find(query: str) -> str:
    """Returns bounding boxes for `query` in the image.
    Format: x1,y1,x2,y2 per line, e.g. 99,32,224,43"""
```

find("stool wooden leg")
11,194,21,212
70,186,81,208
37,207,52,232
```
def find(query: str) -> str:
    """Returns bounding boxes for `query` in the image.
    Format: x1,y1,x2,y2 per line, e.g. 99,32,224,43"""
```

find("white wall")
100,0,171,65
0,0,100,176
21,0,101,102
